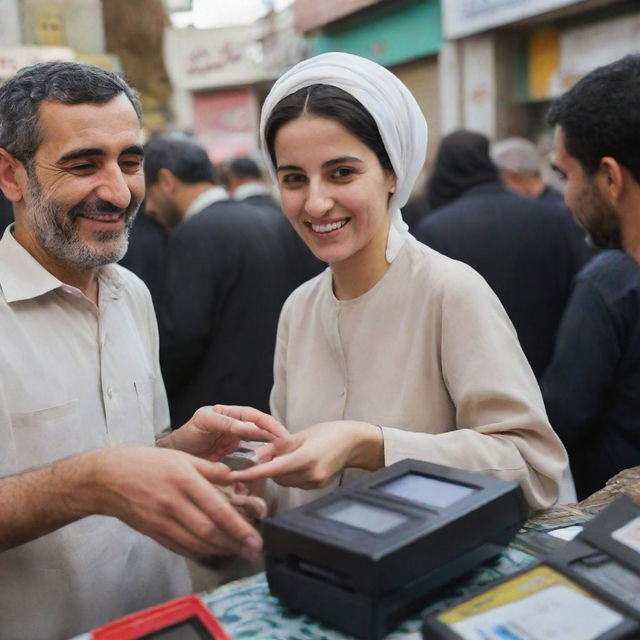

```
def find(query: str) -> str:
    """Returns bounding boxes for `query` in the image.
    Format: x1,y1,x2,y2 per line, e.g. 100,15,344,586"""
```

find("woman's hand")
230,421,384,489
159,404,292,462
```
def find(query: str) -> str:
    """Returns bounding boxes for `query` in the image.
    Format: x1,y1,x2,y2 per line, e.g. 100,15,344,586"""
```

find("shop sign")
443,0,583,39
164,26,273,91
192,88,258,162
310,0,441,67
35,6,64,46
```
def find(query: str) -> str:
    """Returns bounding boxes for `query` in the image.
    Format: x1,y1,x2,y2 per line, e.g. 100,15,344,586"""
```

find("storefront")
163,24,273,161
518,2,640,140
440,0,638,143
163,8,308,162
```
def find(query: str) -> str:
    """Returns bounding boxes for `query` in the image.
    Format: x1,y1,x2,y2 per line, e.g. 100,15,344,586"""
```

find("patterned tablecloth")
202,547,537,639
72,503,597,640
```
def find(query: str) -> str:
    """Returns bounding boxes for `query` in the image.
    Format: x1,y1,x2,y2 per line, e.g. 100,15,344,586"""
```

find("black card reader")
263,459,527,640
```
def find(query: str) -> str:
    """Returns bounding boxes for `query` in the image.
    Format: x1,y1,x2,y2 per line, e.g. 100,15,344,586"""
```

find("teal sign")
309,0,442,66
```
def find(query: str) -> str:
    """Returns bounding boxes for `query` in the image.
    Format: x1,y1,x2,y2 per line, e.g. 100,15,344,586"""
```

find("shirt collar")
185,186,229,218
0,224,123,303
234,182,270,200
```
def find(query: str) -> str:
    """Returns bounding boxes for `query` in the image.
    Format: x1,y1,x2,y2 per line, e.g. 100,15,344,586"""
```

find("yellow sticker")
438,565,590,625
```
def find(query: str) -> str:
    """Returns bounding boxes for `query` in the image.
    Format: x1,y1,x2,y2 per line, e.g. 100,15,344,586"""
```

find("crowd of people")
0,50,639,639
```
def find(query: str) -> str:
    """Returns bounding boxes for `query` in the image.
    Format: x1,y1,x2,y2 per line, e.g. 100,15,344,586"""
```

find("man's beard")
576,180,622,251
26,173,139,269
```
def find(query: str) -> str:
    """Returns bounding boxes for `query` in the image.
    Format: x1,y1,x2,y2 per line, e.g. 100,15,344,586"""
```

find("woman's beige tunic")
270,235,567,512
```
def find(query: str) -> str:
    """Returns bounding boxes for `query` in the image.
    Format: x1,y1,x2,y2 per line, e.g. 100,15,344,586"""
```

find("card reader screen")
377,473,476,508
316,498,407,534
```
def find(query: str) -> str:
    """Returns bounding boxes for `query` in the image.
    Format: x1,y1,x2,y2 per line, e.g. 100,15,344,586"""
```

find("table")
70,504,595,640
74,464,640,640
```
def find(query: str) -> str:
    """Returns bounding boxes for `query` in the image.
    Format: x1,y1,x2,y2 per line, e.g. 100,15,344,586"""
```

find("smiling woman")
273,113,395,297
219,52,569,513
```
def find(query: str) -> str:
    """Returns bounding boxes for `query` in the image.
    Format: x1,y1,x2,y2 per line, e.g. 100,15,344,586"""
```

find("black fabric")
242,193,281,214
542,250,640,499
426,131,499,211
0,191,13,235
159,199,289,427
240,193,325,292
538,186,564,205
401,197,429,233
119,208,170,318
414,183,592,379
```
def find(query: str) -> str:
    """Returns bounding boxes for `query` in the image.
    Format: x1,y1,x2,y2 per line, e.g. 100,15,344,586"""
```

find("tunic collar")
323,230,411,305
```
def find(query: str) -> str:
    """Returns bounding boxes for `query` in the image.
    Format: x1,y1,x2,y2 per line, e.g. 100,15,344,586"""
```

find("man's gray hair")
490,137,542,175
0,61,141,168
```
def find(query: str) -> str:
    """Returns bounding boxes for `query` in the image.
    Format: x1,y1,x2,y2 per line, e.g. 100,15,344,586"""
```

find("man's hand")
75,447,266,559
229,421,384,490
158,404,292,463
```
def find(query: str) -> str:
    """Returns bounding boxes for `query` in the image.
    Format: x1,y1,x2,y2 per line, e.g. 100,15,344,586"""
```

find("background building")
440,0,640,148
163,4,306,161
0,0,171,130
2,0,639,167
295,0,442,169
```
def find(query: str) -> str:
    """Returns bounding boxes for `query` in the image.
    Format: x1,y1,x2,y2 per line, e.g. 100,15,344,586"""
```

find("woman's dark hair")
264,84,393,175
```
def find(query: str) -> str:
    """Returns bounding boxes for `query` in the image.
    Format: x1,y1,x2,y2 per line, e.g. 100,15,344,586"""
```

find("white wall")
462,34,497,138
439,33,498,139
0,0,21,45
438,41,462,135
170,87,195,131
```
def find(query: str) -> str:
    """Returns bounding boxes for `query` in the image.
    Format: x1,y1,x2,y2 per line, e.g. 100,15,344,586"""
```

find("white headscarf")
259,52,428,262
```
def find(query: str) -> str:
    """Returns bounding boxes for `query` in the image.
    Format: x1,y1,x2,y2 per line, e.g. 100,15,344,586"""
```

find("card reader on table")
423,494,640,640
264,459,528,640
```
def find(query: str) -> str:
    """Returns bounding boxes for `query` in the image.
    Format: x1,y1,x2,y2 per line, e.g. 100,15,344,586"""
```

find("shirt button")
107,387,113,399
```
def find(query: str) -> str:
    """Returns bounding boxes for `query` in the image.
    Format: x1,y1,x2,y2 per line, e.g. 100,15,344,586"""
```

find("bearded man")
542,54,640,499
0,62,283,640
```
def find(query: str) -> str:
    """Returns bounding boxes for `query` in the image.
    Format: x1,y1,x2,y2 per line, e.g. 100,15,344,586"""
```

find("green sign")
309,0,442,66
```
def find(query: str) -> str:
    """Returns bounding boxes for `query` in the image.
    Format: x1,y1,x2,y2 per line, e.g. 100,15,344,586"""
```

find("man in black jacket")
542,54,640,497
224,156,324,291
144,136,288,426
224,156,281,213
542,251,640,499
118,201,169,318
414,130,591,379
